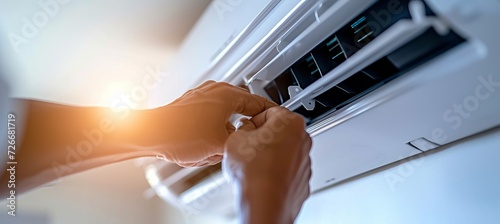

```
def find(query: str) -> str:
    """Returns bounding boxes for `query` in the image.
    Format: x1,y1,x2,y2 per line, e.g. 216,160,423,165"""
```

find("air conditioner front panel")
309,41,500,190
146,0,500,216
241,0,500,191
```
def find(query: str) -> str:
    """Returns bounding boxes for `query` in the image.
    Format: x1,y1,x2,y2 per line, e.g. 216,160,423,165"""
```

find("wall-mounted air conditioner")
146,0,500,218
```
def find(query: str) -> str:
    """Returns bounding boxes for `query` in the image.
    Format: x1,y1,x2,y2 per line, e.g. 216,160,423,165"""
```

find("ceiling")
0,0,212,106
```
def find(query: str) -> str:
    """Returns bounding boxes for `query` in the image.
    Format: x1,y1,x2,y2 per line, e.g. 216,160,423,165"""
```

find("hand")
0,82,275,195
223,107,313,224
153,81,277,167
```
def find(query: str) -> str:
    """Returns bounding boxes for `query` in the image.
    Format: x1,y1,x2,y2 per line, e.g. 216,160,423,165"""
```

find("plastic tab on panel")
408,138,440,152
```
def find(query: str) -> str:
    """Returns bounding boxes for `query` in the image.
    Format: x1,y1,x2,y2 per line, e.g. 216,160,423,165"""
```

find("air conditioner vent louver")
264,69,298,104
291,53,322,88
297,29,464,124
262,0,465,125
312,36,347,74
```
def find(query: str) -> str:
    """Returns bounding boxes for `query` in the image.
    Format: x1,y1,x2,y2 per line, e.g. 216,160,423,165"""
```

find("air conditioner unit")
146,0,500,219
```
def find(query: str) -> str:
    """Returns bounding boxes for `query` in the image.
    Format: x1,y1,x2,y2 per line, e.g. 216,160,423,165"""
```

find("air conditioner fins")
263,0,465,125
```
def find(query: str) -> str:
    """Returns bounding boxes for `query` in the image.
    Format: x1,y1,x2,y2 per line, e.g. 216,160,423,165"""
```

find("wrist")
238,180,292,224
106,107,170,151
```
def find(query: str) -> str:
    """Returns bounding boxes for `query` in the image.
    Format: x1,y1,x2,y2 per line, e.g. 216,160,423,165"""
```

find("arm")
0,81,276,197
1,99,160,195
224,107,313,224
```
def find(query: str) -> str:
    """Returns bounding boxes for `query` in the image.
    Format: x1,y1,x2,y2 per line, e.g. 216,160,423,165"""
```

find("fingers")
237,118,256,131
179,81,278,117
235,93,278,116
250,106,305,130
250,106,284,127
226,121,236,134
208,82,277,116
207,155,223,165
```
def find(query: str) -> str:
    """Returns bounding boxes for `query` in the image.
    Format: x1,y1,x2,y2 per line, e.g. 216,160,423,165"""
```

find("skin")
0,81,313,223
224,107,313,224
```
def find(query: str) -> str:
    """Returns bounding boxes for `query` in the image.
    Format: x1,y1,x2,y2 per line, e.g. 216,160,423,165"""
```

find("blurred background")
0,0,227,223
0,0,210,106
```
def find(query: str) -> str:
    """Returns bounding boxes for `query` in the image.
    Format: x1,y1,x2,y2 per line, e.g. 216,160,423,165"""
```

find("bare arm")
0,81,276,197
1,99,160,196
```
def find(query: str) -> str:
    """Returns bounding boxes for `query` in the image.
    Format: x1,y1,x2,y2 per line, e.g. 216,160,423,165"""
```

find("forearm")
1,99,163,196
238,182,293,224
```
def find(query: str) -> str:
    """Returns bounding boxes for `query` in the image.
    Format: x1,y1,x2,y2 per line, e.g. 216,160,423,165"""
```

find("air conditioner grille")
262,0,465,125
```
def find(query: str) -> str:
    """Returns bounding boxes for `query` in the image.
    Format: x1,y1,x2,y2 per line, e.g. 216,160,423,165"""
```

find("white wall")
0,160,166,224
158,203,238,224
0,0,210,106
297,127,500,224
0,160,236,224
0,2,214,223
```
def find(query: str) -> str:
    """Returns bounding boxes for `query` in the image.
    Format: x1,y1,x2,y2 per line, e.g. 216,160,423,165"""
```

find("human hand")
153,81,276,167
223,107,312,224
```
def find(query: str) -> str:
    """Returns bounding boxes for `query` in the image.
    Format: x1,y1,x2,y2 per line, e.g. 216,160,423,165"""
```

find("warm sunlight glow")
101,81,132,108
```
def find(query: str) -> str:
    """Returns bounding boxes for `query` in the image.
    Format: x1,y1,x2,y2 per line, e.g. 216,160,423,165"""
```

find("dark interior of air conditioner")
263,0,466,125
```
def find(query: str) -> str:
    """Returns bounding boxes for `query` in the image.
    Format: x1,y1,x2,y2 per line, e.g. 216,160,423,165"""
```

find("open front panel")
260,0,465,125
